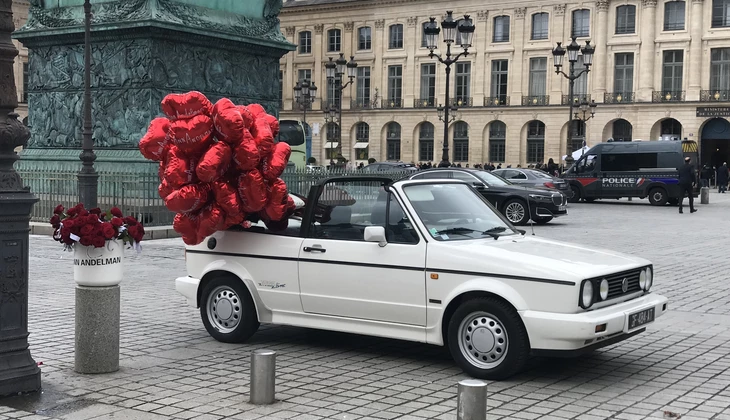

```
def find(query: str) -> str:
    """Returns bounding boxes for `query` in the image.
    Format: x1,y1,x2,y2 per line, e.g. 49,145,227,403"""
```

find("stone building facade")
11,0,29,122
279,0,730,168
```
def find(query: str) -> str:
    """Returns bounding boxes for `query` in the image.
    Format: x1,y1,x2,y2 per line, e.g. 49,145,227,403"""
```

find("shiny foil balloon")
165,183,211,214
139,117,170,161
169,114,214,157
196,141,232,183
238,169,267,213
161,91,212,120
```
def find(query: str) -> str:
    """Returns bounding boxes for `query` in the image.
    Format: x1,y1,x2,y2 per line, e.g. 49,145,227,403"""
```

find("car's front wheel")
503,199,529,225
447,297,529,380
200,275,259,343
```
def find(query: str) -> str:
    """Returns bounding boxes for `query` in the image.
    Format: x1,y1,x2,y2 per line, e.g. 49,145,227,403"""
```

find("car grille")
605,269,642,299
552,194,565,206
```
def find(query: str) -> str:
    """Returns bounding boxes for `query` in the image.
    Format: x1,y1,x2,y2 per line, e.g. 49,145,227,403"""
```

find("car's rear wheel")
503,199,529,225
568,185,581,203
447,297,529,380
648,188,668,206
200,275,259,343
534,217,553,225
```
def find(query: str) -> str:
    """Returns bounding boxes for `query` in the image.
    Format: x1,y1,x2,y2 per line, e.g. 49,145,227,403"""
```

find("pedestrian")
677,156,697,214
701,164,712,188
717,162,729,193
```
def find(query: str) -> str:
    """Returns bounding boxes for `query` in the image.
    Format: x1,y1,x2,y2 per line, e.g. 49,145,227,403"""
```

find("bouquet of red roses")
50,203,144,250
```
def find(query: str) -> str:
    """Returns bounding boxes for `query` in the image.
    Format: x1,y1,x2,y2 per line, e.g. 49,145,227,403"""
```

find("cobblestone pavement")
2,192,730,420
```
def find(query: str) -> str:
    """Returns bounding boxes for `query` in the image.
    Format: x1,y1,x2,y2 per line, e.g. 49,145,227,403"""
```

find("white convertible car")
176,177,668,379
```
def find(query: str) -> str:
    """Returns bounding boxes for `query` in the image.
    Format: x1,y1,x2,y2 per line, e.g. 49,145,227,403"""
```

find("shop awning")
354,142,369,149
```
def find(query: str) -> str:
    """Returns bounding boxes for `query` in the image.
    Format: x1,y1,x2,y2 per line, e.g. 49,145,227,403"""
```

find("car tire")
568,185,581,203
200,275,259,343
447,297,529,380
534,217,553,225
648,188,668,206
503,199,529,225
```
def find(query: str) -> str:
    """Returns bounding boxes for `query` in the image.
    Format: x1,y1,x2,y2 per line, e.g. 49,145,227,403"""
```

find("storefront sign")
696,107,730,118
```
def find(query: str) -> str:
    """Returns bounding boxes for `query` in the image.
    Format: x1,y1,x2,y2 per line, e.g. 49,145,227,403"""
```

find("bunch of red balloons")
139,91,295,245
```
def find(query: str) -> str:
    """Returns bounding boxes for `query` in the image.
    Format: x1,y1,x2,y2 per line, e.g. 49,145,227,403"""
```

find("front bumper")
520,293,668,352
176,276,201,308
531,203,568,218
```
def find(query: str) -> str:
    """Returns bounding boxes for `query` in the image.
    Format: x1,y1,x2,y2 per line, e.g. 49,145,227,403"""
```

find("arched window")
493,16,510,42
661,118,682,139
489,121,506,163
613,119,633,142
389,24,404,49
572,9,590,37
615,5,636,34
298,31,312,54
355,122,369,160
327,28,341,52
453,122,469,163
325,123,340,160
419,122,435,162
386,122,401,161
570,120,586,152
527,121,545,164
531,12,549,40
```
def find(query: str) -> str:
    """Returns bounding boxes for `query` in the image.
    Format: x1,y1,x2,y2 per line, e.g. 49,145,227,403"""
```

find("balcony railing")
522,95,550,106
414,98,437,108
700,90,730,102
351,99,374,110
652,91,685,103
604,92,634,104
381,99,404,109
449,97,473,107
484,96,509,107
561,94,591,106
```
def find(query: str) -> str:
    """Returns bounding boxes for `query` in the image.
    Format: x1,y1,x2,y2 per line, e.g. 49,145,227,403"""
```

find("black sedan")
409,168,567,225
492,168,571,196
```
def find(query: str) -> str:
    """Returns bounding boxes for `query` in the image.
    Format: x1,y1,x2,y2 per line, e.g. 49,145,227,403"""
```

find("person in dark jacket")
717,163,729,193
701,164,713,188
677,157,697,214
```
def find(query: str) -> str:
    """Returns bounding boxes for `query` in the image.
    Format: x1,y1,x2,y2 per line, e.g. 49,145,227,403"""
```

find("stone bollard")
701,187,710,204
250,350,276,405
456,379,488,420
75,286,120,373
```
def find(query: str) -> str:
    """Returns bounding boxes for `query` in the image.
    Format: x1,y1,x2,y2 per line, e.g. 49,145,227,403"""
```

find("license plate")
628,307,655,330
558,205,566,211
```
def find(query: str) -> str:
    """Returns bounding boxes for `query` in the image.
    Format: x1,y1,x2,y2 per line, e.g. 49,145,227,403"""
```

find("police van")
562,139,699,206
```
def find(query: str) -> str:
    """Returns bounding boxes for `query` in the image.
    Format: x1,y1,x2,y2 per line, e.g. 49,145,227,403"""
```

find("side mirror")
364,226,387,247
472,182,487,190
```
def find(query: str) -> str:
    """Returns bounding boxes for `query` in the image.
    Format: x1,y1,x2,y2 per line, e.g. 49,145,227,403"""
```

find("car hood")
427,235,650,284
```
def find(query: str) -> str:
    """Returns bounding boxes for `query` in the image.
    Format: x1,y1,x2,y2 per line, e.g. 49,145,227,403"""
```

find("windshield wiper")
435,227,477,236
482,226,514,239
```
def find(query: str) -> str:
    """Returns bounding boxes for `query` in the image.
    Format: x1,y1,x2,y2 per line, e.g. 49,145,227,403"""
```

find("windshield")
474,171,511,186
403,183,518,241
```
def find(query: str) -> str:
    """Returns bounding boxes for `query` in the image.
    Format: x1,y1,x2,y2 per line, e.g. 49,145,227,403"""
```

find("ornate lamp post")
78,0,98,208
552,37,595,165
293,78,317,126
574,98,597,122
0,0,41,396
424,11,475,168
437,104,460,124
324,53,357,167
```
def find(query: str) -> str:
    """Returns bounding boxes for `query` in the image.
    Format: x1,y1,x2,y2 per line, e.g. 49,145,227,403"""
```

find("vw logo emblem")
621,278,629,293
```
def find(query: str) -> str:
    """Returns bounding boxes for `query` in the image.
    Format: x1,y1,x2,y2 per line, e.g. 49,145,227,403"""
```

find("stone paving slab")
2,192,730,419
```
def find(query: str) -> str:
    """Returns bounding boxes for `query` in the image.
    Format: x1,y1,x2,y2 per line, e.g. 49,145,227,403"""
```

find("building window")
358,27,371,50
491,60,509,104
712,0,730,27
572,9,590,37
387,122,401,161
711,48,730,92
493,16,510,42
613,119,633,142
355,122,369,160
615,5,636,34
326,123,340,160
529,57,547,96
489,121,506,163
327,29,341,52
419,122,435,162
389,24,404,49
527,121,545,164
662,50,684,93
614,53,634,95
570,120,586,152
573,55,588,96
420,63,436,106
356,66,371,106
531,13,549,40
664,1,686,31
297,69,312,82
298,31,312,54
22,62,28,103
661,118,682,138
455,62,471,104
388,65,403,105
327,79,341,108
453,122,469,163
421,22,429,47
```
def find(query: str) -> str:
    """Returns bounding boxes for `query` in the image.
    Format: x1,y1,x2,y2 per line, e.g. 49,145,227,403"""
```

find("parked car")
492,168,571,196
408,168,567,225
363,162,418,173
177,176,667,379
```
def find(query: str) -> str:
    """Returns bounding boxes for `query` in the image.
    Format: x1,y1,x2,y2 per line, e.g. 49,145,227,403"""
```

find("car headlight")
580,280,594,309
599,279,609,300
639,270,646,290
528,194,552,202
645,267,653,291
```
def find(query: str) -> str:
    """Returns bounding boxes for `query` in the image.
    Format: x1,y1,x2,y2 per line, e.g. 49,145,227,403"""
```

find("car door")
571,153,600,197
505,169,530,186
298,179,427,326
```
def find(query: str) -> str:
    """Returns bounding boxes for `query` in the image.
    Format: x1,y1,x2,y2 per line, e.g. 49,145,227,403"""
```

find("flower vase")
73,239,124,286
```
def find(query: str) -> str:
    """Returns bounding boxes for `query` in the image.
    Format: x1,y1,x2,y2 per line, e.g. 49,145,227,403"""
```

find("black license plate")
628,308,655,330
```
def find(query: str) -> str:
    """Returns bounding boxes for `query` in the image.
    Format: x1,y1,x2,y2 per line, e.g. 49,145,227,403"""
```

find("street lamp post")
437,104,460,124
424,11,475,168
324,53,357,167
552,37,595,165
78,0,98,208
293,78,317,127
574,99,597,158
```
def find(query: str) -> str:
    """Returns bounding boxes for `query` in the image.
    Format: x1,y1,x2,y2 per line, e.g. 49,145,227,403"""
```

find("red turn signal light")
544,182,555,188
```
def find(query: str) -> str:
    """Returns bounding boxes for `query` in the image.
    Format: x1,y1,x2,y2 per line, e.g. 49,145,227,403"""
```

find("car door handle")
303,246,326,253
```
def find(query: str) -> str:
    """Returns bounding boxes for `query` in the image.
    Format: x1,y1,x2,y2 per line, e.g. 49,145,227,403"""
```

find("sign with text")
696,107,730,118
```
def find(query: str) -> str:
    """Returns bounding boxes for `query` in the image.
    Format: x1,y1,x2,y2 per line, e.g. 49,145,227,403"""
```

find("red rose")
88,214,101,224
66,208,78,217
101,223,116,239
123,216,138,226
91,237,106,248
94,225,105,237
79,236,93,247
53,205,64,215
50,215,61,228
80,224,94,236
64,219,75,228
89,207,102,215
111,218,123,228
79,210,90,217
110,207,123,218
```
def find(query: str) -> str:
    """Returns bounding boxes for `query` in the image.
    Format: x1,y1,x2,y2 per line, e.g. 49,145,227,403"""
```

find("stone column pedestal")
75,285,120,374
